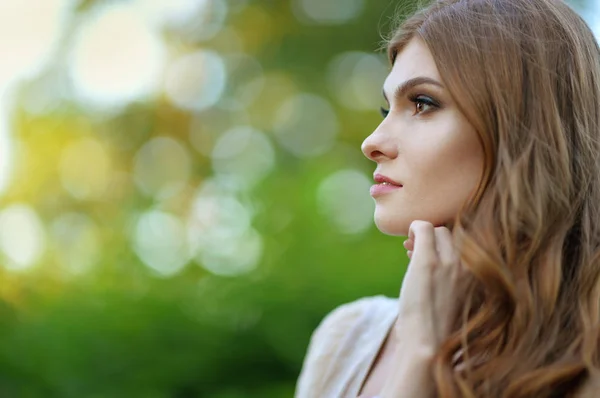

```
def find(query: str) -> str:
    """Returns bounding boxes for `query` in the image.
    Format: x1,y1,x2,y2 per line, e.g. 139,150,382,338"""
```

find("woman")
295,0,600,397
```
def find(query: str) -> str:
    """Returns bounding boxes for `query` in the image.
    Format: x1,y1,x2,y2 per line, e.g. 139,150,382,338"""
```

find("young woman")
295,0,600,397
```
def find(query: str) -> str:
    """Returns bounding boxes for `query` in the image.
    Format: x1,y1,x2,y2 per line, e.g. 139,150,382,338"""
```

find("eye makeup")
379,93,441,118
380,76,445,119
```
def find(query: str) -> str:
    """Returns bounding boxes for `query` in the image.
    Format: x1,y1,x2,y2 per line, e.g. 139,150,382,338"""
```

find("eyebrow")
382,76,445,103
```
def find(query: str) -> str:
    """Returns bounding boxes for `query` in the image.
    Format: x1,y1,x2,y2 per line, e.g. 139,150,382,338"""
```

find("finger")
433,227,458,267
403,239,414,251
408,220,437,264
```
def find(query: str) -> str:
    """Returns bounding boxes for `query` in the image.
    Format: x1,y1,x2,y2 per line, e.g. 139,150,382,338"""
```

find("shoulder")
295,295,396,398
307,295,396,353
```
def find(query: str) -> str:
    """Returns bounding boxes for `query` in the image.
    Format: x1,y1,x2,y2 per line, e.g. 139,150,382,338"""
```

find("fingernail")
407,250,412,258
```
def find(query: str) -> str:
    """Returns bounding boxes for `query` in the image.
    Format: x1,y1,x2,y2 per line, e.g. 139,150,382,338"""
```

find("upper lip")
374,173,403,186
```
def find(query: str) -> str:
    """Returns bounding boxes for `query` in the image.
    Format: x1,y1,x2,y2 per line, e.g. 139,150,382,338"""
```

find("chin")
373,210,410,236
373,207,454,236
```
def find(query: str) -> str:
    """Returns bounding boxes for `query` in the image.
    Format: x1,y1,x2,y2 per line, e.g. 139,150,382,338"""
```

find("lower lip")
370,183,402,197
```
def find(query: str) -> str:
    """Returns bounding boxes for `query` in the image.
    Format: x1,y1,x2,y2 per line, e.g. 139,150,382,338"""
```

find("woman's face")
361,37,484,236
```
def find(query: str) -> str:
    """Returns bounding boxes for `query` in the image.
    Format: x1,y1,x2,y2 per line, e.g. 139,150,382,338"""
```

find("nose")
361,123,398,162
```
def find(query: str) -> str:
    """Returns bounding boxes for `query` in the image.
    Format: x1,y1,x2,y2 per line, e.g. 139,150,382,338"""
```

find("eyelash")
380,95,439,118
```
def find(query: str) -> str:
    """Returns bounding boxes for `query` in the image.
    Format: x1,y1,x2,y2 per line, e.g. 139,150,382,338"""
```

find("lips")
373,173,403,187
370,173,403,197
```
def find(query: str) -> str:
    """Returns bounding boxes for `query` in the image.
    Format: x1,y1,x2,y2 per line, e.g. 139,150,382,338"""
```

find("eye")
410,95,439,115
380,106,390,118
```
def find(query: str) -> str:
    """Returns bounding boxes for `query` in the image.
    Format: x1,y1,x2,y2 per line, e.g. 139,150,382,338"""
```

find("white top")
295,296,600,397
295,295,397,398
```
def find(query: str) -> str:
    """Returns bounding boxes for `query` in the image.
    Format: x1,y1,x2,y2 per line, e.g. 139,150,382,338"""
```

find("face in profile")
361,37,485,236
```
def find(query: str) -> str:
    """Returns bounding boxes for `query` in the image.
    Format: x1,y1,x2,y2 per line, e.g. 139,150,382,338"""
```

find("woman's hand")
396,220,467,349
379,220,467,398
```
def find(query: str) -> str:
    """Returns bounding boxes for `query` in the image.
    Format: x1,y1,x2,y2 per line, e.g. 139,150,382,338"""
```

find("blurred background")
0,0,597,397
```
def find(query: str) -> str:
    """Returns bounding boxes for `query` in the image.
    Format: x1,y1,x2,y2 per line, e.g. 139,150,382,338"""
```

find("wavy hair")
387,0,600,396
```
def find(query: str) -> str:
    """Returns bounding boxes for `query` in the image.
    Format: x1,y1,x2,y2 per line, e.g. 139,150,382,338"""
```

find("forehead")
383,38,442,95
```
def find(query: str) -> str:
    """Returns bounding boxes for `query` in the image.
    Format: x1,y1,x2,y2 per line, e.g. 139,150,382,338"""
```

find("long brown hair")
387,0,600,396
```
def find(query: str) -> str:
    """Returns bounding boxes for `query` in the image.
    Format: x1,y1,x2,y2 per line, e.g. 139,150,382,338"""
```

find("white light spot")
273,93,339,158
199,227,262,277
21,67,69,116
135,0,227,41
180,0,227,42
317,169,374,234
221,53,264,110
327,52,388,111
50,213,100,276
133,210,190,277
211,126,275,190
188,184,252,247
292,0,364,25
189,108,250,157
0,204,46,270
133,137,191,200
188,180,261,276
134,0,201,25
0,104,14,196
59,138,111,200
165,50,226,111
69,3,165,110
0,0,69,90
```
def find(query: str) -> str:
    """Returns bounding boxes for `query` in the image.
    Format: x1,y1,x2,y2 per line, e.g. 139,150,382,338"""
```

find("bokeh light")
20,66,70,116
134,0,205,27
246,72,298,131
189,107,250,157
137,0,228,41
0,204,46,271
164,50,227,111
188,180,261,276
317,169,374,234
327,52,389,111
273,93,339,158
292,0,365,25
220,53,265,110
68,2,165,110
50,212,100,277
0,0,69,90
59,137,112,200
133,210,190,277
0,104,14,195
198,227,263,277
211,126,275,190
133,137,191,200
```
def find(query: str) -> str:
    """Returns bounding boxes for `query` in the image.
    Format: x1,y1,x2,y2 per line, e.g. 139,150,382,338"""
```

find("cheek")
407,130,483,216
411,121,482,184
409,138,454,185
